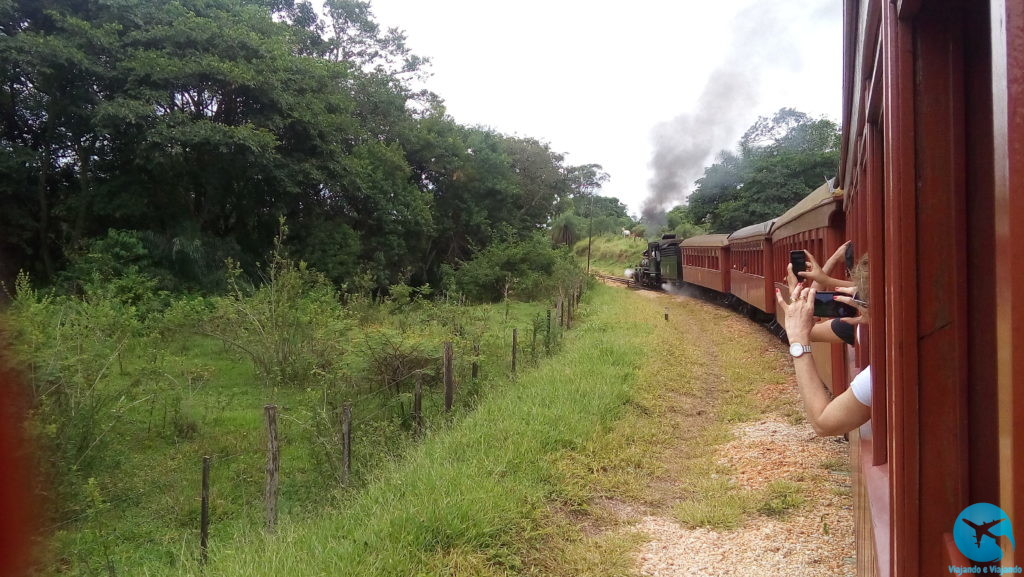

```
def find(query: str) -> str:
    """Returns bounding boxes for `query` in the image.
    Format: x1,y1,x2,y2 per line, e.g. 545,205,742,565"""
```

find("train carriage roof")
728,219,775,242
680,234,730,247
770,181,844,240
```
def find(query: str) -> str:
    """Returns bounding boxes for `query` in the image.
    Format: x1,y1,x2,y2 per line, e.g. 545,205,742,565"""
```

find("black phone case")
813,292,859,317
790,251,807,276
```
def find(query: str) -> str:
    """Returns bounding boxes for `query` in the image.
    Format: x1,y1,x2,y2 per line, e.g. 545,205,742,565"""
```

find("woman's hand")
776,282,816,344
834,285,869,326
822,241,852,275
797,250,826,284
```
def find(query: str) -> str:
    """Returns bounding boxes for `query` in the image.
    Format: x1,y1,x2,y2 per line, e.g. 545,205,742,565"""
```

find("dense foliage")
0,0,594,293
3,245,584,574
680,108,840,233
451,233,583,303
548,164,634,247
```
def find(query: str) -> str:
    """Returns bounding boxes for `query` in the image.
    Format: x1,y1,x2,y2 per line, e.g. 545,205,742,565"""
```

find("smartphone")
790,250,807,278
813,291,860,317
844,242,855,272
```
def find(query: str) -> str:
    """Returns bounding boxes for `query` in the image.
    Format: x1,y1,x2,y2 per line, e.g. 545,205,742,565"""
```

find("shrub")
59,229,162,312
453,234,584,303
203,222,352,389
4,272,141,510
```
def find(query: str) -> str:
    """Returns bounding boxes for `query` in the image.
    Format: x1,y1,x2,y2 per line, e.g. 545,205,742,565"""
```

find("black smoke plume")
643,0,835,225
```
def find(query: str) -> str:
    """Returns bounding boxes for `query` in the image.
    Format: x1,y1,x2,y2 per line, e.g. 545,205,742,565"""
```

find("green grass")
572,235,647,276
664,311,808,531
25,294,564,576
158,284,655,576
675,476,806,529
756,480,806,516
820,457,851,473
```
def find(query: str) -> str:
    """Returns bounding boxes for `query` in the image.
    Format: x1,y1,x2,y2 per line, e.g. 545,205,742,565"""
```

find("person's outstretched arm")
777,284,870,436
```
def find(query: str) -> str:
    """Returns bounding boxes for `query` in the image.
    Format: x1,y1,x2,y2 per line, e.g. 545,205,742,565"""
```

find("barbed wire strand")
42,447,253,533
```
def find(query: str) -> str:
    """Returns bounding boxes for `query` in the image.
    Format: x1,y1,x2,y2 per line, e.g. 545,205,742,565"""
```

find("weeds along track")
554,283,854,577
590,271,786,340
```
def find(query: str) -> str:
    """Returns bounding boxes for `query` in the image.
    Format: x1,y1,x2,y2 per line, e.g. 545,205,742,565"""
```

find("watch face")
789,342,804,357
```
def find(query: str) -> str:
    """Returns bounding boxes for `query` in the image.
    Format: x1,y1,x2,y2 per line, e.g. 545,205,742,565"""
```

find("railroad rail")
591,272,633,286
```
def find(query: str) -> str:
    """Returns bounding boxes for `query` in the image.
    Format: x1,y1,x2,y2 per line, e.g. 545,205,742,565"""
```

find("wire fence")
41,283,588,573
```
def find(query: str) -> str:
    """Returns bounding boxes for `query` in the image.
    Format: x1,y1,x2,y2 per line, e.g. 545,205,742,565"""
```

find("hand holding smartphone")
844,242,856,272
813,291,860,317
790,250,807,279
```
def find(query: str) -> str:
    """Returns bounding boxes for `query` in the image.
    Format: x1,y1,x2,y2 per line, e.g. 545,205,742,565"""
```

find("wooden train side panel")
682,266,726,293
917,3,978,573
992,0,1024,567
763,240,775,315
681,245,730,294
963,0,1000,513
913,7,971,575
881,1,913,575
720,247,731,294
730,270,769,312
729,237,771,314
852,429,890,577
826,211,849,396
865,126,886,470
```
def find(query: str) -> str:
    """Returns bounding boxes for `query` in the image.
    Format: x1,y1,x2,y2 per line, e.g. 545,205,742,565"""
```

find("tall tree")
686,109,840,232
0,0,584,293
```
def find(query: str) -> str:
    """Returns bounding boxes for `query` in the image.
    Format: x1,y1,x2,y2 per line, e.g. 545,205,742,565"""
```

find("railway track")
591,272,634,287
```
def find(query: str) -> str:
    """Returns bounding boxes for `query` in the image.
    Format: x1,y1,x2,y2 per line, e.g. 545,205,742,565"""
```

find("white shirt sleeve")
850,365,872,407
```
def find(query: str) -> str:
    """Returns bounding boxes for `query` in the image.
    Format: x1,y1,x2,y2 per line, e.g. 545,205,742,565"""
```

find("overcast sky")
362,0,843,217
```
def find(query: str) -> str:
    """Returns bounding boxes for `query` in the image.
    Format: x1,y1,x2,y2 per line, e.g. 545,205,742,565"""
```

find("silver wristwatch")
789,342,813,358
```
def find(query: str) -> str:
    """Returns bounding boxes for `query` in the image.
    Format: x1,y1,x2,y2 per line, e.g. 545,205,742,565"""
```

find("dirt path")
583,286,855,576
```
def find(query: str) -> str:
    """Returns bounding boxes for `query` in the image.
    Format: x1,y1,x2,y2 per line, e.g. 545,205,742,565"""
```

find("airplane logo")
962,518,1006,548
953,503,1016,563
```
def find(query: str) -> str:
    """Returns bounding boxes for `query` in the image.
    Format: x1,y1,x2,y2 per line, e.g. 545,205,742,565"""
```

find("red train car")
727,219,775,315
769,181,848,393
839,1,1023,575
680,234,730,294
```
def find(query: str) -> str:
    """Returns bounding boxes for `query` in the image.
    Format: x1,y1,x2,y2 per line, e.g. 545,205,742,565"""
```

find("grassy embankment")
191,283,654,576
13,288,559,575
572,235,645,277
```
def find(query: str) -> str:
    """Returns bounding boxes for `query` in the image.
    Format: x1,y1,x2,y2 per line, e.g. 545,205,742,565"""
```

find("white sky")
363,0,843,216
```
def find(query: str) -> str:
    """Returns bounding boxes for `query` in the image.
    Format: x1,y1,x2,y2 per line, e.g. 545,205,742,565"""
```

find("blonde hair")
851,254,869,302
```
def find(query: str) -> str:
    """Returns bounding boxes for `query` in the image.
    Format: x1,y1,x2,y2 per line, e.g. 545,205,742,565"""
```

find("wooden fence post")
413,374,423,437
200,455,210,566
443,342,454,412
546,309,552,353
557,295,564,328
264,405,279,533
664,307,669,321
512,328,518,374
341,403,352,484
471,342,480,380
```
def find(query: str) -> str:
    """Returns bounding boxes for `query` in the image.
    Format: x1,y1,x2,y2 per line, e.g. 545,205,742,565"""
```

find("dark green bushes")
451,234,584,304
